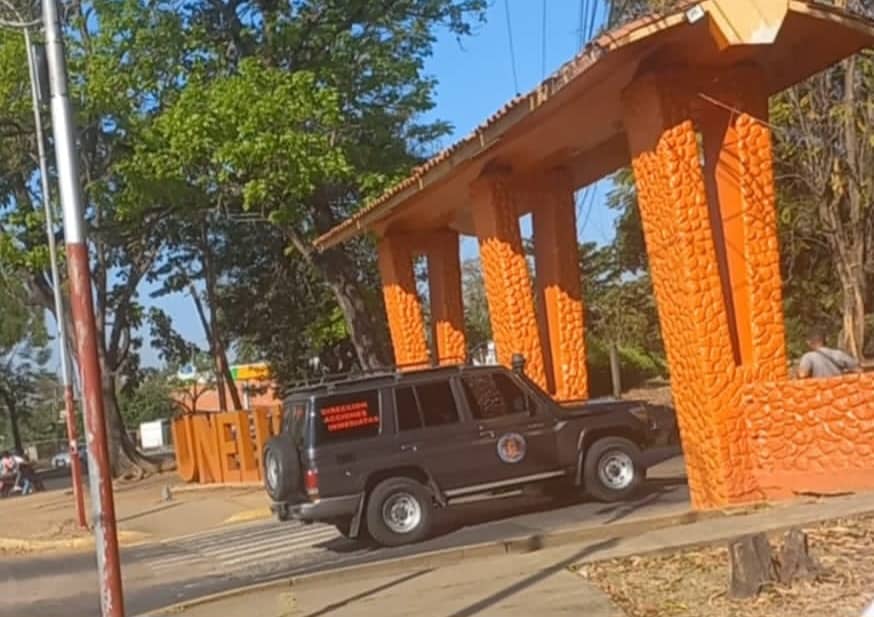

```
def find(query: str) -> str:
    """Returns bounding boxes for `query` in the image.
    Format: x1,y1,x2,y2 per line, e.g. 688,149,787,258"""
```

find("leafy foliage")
118,368,178,427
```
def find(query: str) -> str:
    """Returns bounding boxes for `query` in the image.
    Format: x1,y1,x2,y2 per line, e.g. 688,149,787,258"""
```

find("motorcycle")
0,464,45,497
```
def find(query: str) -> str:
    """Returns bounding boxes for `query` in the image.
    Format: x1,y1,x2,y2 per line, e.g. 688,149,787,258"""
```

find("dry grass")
578,514,874,617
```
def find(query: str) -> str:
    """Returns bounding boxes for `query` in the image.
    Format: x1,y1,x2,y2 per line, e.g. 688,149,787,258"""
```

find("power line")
585,0,597,43
576,185,597,239
578,0,585,48
541,0,547,79
503,0,520,94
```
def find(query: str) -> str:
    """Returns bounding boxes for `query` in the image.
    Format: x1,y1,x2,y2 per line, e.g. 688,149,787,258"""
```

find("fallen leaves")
579,514,874,617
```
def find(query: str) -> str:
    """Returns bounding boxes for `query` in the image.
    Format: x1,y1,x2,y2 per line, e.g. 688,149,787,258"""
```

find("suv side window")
394,386,423,431
417,381,460,427
286,401,308,447
461,373,528,420
313,390,381,444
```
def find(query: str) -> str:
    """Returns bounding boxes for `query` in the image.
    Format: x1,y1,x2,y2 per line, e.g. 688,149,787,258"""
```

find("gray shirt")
798,347,859,378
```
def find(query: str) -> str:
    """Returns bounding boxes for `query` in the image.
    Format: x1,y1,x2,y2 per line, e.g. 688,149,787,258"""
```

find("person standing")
797,327,861,379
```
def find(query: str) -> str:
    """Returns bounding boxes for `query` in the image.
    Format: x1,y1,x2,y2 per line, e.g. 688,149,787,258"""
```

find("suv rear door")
307,388,396,497
388,377,478,491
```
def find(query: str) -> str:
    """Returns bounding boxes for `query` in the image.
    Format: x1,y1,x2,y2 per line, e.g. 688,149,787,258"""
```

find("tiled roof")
312,0,860,250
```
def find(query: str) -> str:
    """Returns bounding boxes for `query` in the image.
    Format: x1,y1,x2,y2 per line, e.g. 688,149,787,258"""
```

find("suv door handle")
400,443,420,452
527,422,545,430
479,430,496,439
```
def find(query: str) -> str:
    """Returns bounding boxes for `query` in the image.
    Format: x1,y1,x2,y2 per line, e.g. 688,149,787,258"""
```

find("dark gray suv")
263,363,663,547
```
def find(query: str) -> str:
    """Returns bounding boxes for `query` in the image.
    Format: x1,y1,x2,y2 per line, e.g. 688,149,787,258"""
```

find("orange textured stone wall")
742,373,874,497
471,172,547,390
532,171,588,402
426,229,467,365
623,69,788,509
377,234,429,368
734,112,786,377
699,65,786,375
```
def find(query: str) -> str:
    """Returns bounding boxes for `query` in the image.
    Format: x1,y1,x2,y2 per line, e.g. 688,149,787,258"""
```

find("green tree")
119,369,178,427
461,258,492,353
118,0,487,375
0,269,50,452
0,0,192,475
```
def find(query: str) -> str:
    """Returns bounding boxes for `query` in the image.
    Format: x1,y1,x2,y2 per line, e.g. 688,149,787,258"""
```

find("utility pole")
41,1,124,615
23,27,87,530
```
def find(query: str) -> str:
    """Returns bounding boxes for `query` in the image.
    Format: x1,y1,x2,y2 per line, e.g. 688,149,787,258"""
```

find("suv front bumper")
272,494,361,522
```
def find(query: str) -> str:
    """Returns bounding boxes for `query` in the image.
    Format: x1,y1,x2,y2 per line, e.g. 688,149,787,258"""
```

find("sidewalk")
0,473,270,553
158,490,874,617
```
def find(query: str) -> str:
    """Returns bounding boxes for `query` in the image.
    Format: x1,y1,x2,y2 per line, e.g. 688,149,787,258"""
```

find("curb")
221,507,273,525
136,508,715,617
0,529,150,554
172,482,263,494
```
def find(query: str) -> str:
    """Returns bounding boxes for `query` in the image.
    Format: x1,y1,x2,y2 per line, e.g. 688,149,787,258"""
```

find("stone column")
532,171,588,402
426,229,467,365
470,171,547,390
377,234,429,368
622,71,750,509
699,64,786,379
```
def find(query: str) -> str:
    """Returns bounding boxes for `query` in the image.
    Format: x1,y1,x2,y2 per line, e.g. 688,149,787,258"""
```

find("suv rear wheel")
263,437,301,503
365,477,433,547
584,437,644,502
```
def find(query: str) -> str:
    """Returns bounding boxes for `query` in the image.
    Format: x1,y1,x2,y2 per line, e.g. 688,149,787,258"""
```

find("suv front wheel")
365,477,433,547
583,437,644,502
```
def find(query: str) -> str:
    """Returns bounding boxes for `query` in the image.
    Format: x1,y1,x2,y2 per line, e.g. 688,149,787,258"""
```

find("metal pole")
24,26,87,530
41,1,124,615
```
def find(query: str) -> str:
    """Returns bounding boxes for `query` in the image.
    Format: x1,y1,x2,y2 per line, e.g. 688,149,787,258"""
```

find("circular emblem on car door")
497,432,527,464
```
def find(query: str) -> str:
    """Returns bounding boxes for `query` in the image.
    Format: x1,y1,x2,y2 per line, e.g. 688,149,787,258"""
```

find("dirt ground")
579,513,874,617
0,472,269,552
623,381,673,407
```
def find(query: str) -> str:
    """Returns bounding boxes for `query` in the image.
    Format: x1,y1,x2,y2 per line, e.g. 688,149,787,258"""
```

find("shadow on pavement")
118,500,183,523
594,480,686,525
300,569,433,617
314,462,689,554
444,537,620,617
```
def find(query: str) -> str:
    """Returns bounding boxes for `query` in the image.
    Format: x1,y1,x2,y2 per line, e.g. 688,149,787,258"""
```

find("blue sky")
133,0,618,368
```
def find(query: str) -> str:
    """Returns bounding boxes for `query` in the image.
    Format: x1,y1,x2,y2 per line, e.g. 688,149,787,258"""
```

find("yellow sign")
230,363,271,381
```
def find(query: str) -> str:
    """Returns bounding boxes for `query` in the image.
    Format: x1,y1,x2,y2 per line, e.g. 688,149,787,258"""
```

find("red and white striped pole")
42,1,125,615
23,27,87,530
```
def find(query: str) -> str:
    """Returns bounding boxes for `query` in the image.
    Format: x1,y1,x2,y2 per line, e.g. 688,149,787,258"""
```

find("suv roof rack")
282,362,477,398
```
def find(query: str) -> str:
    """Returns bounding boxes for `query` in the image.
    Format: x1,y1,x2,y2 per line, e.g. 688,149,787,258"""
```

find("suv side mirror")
511,353,526,375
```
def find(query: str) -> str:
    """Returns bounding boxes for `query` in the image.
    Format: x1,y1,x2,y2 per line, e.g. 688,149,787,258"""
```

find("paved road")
2,453,686,617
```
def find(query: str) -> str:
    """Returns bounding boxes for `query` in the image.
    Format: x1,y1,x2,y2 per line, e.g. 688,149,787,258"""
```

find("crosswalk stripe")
172,524,290,551
146,553,199,567
197,525,335,559
150,556,211,571
219,530,341,566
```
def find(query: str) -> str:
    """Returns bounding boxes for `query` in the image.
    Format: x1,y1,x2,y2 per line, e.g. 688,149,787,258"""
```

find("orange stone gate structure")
314,0,874,510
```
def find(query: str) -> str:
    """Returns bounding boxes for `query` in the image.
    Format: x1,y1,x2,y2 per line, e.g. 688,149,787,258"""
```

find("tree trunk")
317,247,391,369
609,342,622,398
838,266,866,359
200,221,243,410
284,227,390,369
778,528,821,585
0,390,24,455
728,533,777,599
100,345,163,478
190,283,228,411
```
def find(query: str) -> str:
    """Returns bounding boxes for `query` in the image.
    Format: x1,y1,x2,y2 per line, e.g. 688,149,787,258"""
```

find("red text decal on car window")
320,401,379,432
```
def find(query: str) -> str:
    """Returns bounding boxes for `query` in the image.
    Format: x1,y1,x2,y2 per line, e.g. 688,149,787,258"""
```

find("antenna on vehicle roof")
511,353,526,375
